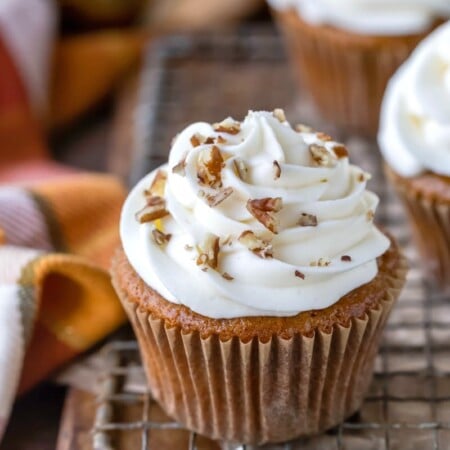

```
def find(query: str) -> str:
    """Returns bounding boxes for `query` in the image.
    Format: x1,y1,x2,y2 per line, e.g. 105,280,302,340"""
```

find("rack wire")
94,27,450,449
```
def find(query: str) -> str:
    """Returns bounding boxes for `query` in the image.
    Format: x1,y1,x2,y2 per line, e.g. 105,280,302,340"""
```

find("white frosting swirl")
268,0,450,35
378,21,450,177
121,111,389,319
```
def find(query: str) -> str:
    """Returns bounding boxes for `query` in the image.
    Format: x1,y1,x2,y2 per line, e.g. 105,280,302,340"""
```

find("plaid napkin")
0,0,127,440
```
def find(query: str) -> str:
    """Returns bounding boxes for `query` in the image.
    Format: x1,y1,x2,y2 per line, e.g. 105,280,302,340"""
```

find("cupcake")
378,22,450,289
268,0,450,135
112,110,407,444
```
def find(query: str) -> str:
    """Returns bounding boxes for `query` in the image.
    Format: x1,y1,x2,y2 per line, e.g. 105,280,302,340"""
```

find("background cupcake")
268,0,450,136
378,21,450,289
113,110,407,444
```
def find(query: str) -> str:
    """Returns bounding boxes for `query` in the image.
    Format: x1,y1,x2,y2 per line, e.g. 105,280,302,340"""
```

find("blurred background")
0,0,270,181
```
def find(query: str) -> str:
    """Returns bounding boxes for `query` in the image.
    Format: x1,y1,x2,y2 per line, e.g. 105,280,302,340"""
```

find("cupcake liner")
118,257,407,445
386,167,450,288
273,10,431,136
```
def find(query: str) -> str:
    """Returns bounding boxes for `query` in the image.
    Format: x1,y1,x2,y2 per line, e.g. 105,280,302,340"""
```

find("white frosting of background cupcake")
121,111,389,319
268,0,450,35
378,21,450,177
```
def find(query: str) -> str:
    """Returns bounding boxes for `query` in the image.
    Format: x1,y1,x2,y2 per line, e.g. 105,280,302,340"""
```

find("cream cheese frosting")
378,21,450,177
121,110,390,319
268,0,450,35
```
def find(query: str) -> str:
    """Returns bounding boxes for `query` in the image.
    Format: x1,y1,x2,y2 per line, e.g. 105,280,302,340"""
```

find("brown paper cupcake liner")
386,167,450,288
273,10,434,136
117,257,407,445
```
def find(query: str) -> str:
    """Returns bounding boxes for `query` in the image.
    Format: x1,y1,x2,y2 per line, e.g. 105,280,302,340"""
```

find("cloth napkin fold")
0,0,128,441
0,175,127,439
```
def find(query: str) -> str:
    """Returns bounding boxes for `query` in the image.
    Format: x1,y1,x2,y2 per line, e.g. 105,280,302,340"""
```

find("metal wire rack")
94,27,450,449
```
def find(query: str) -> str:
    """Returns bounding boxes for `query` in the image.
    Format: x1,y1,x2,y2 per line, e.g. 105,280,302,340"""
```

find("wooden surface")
56,389,96,450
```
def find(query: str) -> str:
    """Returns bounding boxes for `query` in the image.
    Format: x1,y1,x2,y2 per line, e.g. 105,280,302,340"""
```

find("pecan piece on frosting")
222,272,234,281
333,144,349,159
197,146,225,189
358,171,372,182
196,234,220,270
213,118,241,135
205,187,234,207
366,209,374,222
238,230,273,259
309,144,337,168
172,158,186,176
152,229,172,246
298,213,318,227
144,170,167,197
295,270,305,280
316,131,332,142
135,195,168,223
190,133,205,147
273,160,281,180
233,158,248,181
295,123,313,133
246,197,283,234
272,108,286,123
318,257,331,267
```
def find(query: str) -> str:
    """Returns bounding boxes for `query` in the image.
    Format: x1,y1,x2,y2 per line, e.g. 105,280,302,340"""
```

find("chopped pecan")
152,229,172,245
295,270,305,280
220,235,232,246
333,145,349,159
190,133,205,147
222,272,234,281
172,158,186,176
216,135,227,144
316,132,332,142
144,170,167,197
233,158,248,181
196,234,220,270
197,146,225,188
358,172,372,182
273,160,281,180
273,108,286,122
238,230,273,259
246,197,283,233
341,255,352,262
298,213,318,227
213,118,240,135
205,187,234,207
309,144,337,168
318,257,331,267
295,123,313,133
135,196,168,223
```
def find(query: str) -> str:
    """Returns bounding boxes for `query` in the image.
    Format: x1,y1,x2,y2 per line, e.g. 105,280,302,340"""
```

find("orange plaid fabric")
0,2,127,440
0,176,127,437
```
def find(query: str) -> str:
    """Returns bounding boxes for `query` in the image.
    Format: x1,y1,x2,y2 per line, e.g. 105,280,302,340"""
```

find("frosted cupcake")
379,22,450,289
268,0,450,135
112,110,407,444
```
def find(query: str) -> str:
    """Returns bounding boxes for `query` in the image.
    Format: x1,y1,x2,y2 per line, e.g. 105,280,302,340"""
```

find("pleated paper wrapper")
386,166,450,289
116,256,407,445
272,9,432,136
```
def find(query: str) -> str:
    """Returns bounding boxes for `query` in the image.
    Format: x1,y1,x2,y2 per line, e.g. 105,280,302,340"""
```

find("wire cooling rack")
93,27,450,449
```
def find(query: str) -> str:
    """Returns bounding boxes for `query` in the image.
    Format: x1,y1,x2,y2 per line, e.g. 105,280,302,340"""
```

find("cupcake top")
268,0,450,35
378,21,450,177
121,110,389,319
